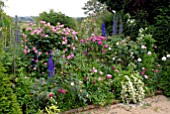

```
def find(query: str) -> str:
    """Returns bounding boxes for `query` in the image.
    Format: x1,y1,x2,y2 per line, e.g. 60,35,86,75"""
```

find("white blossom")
71,82,75,86
167,54,170,58
138,58,142,62
162,56,166,61
147,51,152,55
141,45,147,49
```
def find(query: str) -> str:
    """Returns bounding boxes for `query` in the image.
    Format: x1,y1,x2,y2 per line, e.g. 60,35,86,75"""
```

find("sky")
4,0,88,17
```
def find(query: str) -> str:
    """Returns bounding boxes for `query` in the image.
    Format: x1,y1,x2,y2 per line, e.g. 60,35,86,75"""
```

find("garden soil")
79,95,170,114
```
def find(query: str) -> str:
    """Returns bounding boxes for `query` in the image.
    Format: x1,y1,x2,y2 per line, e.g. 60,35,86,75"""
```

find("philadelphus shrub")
22,21,78,78
120,72,145,104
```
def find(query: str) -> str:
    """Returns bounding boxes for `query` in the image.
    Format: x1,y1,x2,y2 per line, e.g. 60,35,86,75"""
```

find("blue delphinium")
48,50,55,78
112,13,118,36
102,22,106,36
119,15,123,34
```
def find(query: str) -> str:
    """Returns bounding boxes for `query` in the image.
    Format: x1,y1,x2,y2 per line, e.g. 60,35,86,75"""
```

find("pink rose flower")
44,62,47,65
61,89,67,94
98,41,103,46
33,67,37,70
106,74,112,79
104,44,108,49
24,49,27,55
102,50,106,53
144,75,148,79
155,69,159,73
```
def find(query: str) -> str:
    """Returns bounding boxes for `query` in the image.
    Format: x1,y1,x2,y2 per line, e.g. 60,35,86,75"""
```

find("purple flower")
112,13,118,35
48,51,55,78
102,22,106,36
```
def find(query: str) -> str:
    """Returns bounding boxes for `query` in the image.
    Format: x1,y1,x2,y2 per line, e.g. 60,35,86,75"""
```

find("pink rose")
33,67,37,70
24,49,27,55
98,41,103,46
104,44,108,49
61,89,67,94
144,75,148,79
106,74,112,79
44,62,47,65
102,50,106,53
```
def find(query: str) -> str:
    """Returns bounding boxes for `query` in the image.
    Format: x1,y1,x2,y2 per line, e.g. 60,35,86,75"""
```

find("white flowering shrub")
112,63,146,104
120,72,145,104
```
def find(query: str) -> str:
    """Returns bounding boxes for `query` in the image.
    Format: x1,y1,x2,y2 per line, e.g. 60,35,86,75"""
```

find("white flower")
117,58,121,61
138,58,142,62
142,67,145,70
86,94,89,97
147,51,152,55
108,47,112,50
141,45,146,49
112,57,116,61
79,81,83,85
162,56,166,61
99,71,103,75
98,77,102,81
139,28,144,33
144,75,148,79
71,82,75,86
116,42,120,46
92,67,97,73
167,54,170,58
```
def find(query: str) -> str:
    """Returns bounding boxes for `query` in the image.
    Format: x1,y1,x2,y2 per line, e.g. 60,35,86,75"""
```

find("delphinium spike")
102,22,106,37
119,15,123,34
48,50,55,78
112,13,118,36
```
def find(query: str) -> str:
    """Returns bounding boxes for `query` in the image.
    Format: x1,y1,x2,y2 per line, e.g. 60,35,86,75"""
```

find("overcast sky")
4,0,88,17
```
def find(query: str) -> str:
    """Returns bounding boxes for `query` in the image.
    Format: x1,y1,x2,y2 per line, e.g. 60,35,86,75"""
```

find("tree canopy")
36,9,78,30
98,0,170,24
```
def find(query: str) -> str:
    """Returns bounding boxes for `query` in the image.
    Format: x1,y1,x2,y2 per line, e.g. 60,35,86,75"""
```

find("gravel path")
79,95,170,114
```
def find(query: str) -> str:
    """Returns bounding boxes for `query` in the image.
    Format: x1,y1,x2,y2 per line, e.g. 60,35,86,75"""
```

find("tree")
82,0,107,16
36,9,78,30
98,0,170,24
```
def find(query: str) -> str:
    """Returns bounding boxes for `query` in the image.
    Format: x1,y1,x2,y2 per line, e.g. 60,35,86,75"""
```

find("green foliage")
159,55,170,96
113,63,145,104
38,104,60,114
152,5,170,55
36,9,78,30
0,41,22,114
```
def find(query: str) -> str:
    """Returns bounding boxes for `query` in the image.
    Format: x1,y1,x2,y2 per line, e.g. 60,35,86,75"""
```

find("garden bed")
60,91,164,114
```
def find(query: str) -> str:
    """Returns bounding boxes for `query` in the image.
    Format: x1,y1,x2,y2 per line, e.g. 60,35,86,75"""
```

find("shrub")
22,21,78,79
0,41,22,114
159,54,170,96
113,63,146,104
